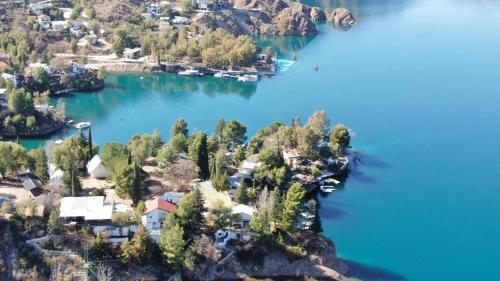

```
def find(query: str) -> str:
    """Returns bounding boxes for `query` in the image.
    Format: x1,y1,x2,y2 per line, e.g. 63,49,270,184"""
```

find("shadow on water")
255,34,316,58
302,0,417,18
358,153,391,169
342,259,406,281
320,202,349,220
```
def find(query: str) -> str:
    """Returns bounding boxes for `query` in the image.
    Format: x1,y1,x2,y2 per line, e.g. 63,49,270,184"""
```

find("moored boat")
320,185,336,193
178,69,203,76
237,74,258,82
75,122,91,130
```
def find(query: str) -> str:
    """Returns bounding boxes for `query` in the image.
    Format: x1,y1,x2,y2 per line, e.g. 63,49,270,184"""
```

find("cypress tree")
198,133,209,179
88,128,93,160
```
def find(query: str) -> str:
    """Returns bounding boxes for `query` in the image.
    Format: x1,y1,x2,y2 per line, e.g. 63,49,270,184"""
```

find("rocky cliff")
192,0,353,36
186,232,348,280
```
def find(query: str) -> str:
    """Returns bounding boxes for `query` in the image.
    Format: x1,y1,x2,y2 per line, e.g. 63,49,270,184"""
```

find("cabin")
142,197,178,231
231,204,255,228
172,16,190,26
123,48,141,60
37,15,51,29
59,196,113,225
86,155,109,179
19,172,43,197
283,148,304,170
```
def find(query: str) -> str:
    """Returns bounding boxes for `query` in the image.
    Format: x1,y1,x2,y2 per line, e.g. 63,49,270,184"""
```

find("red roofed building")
142,197,178,231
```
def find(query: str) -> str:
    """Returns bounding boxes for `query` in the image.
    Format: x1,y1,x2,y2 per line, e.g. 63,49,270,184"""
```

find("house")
123,48,141,60
70,23,84,37
197,0,215,10
86,155,109,179
19,172,43,197
172,16,190,26
37,15,51,29
214,229,252,247
160,192,185,205
59,196,113,224
0,88,7,106
231,204,255,228
283,148,303,169
237,159,262,179
28,62,54,75
51,20,68,32
142,197,178,231
86,34,98,46
71,62,87,75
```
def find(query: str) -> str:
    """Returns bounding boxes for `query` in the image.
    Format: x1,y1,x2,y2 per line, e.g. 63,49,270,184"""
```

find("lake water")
21,0,500,280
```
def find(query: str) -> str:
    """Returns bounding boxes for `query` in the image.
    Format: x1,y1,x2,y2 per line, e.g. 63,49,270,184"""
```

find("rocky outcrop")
270,6,317,35
194,0,322,36
310,7,326,22
187,233,348,280
327,8,356,26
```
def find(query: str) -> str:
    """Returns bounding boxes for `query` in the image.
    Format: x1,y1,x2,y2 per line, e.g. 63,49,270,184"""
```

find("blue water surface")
21,0,500,280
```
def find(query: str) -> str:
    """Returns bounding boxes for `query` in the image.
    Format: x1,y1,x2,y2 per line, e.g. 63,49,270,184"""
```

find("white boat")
320,178,341,185
54,139,63,145
301,211,315,219
214,72,224,78
178,69,203,76
66,119,74,124
237,74,258,82
74,122,91,130
320,185,336,193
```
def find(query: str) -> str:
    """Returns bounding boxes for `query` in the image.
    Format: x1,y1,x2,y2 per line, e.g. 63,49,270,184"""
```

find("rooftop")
145,197,178,214
59,196,113,221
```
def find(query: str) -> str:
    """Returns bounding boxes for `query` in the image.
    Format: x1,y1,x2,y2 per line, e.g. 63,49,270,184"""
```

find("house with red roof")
141,196,178,232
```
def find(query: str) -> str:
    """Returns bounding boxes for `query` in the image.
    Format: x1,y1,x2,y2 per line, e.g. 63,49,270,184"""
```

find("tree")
234,180,248,204
214,118,225,141
52,135,90,171
0,142,27,177
188,133,209,179
113,163,134,199
160,216,186,270
29,148,49,184
169,133,187,154
101,143,128,175
121,225,149,264
177,188,205,233
130,162,143,204
47,208,60,232
90,233,113,260
222,120,247,147
1,201,11,214
305,110,330,140
70,38,78,55
250,208,270,235
8,88,34,115
265,46,274,64
63,166,81,196
150,129,163,157
171,118,188,137
329,124,351,156
97,66,105,80
280,183,306,232
88,128,94,160
128,134,151,166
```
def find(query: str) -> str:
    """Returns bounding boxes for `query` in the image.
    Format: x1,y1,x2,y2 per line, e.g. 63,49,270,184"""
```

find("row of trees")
0,142,49,183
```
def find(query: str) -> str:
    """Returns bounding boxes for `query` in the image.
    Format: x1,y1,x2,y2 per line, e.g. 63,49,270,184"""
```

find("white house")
172,16,190,25
142,197,178,231
231,204,255,228
86,155,109,179
29,62,54,75
59,196,113,224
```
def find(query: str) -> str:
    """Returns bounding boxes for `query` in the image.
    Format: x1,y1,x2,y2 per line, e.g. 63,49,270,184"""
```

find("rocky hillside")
192,0,355,36
186,232,348,280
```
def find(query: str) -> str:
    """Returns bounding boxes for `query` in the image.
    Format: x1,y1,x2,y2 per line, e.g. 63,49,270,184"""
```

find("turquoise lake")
21,0,500,280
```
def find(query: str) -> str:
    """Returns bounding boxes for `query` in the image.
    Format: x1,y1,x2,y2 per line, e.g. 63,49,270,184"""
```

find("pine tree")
198,133,209,179
33,148,49,184
47,208,60,232
88,128,93,160
160,219,186,270
280,183,306,232
130,163,143,205
234,180,248,204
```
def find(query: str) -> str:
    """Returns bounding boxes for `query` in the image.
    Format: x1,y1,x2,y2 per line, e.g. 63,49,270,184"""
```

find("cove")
21,0,500,280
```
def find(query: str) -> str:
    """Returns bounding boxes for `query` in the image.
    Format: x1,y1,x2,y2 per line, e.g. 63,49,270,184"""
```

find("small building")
59,196,113,224
283,148,304,169
37,15,51,29
86,155,109,179
19,172,43,197
160,192,185,205
71,62,87,75
231,204,255,228
123,48,141,60
51,20,68,32
172,16,190,26
70,23,84,37
0,88,7,106
197,0,215,10
28,62,54,76
142,197,178,231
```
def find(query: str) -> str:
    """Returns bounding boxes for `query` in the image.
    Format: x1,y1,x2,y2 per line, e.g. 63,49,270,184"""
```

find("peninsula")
0,111,353,280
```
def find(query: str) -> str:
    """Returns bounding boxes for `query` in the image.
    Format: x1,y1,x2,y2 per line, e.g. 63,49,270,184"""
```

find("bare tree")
95,263,114,281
